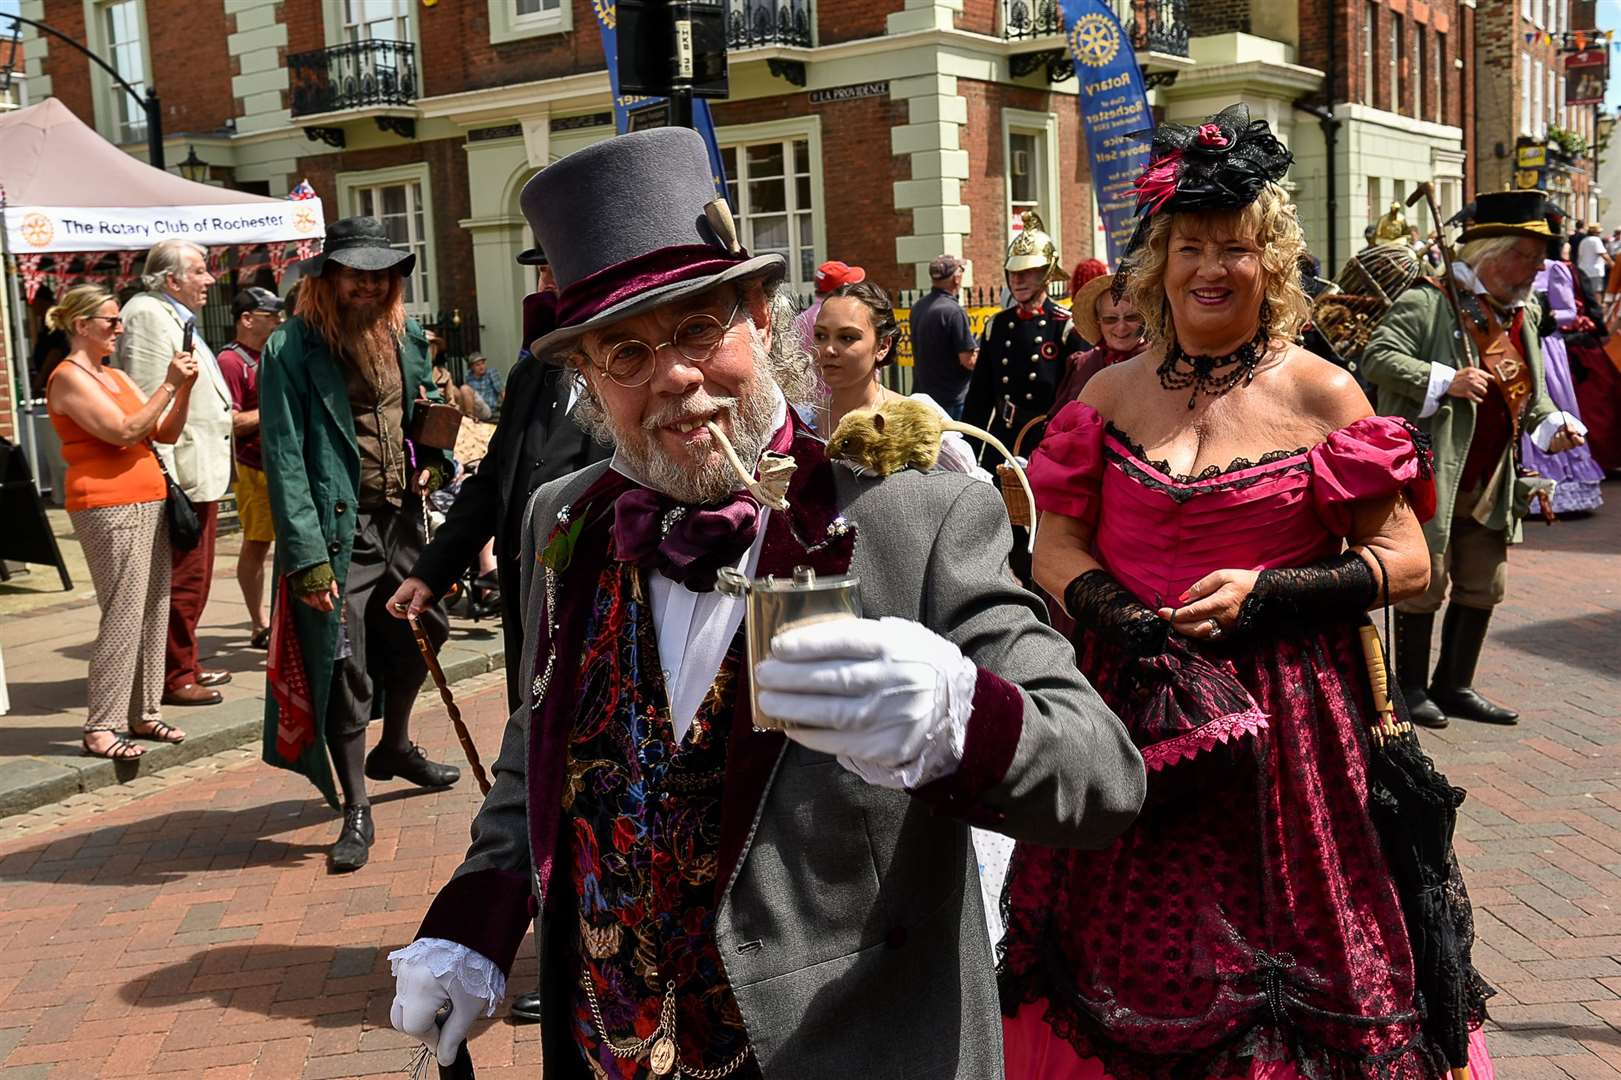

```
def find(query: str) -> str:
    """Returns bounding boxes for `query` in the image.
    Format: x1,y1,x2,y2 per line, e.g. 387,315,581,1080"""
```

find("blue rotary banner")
590,0,731,198
1058,0,1153,264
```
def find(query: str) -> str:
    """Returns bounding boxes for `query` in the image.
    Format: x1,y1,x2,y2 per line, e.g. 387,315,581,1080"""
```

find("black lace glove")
1064,569,1170,657
1233,550,1377,636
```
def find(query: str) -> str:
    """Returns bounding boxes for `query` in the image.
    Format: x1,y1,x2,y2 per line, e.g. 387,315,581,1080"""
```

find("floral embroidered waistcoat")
565,561,759,1079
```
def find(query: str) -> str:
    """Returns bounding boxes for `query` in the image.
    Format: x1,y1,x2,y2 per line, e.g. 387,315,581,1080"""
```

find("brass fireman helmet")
1005,210,1064,282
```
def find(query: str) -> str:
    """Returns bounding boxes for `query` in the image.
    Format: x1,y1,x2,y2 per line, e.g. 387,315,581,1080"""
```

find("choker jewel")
1157,328,1269,409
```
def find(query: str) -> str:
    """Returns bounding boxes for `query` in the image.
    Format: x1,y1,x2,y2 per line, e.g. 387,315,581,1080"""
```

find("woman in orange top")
44,284,198,760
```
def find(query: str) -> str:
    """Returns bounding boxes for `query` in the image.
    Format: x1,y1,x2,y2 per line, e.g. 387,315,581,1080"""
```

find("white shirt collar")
610,387,789,494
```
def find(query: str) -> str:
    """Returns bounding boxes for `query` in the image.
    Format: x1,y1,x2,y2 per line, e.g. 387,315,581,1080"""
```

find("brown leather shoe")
196,670,233,688
162,683,223,706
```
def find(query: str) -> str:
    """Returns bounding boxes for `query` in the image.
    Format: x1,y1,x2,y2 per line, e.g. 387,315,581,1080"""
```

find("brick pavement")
0,492,1615,1078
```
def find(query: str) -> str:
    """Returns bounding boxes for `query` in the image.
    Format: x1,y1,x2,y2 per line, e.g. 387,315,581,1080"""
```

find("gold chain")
579,966,754,1078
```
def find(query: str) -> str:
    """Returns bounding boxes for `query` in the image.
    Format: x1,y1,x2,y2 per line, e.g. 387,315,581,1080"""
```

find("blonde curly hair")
1125,182,1311,351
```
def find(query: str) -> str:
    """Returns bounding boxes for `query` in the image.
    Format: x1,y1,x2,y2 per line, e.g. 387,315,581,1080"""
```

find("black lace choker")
1157,328,1268,408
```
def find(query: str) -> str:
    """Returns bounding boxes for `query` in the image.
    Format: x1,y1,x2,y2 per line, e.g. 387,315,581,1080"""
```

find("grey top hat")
297,216,416,278
520,127,785,359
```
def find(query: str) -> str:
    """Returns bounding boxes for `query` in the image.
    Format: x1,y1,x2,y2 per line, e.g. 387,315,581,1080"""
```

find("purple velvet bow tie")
611,487,762,592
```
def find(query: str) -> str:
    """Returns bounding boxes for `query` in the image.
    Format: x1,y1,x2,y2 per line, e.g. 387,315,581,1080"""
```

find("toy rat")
827,398,1037,551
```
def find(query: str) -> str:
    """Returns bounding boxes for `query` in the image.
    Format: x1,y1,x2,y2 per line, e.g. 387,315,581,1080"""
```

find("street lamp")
178,145,209,184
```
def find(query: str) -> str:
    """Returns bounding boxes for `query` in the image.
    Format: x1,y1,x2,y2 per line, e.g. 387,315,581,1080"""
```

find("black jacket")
410,356,611,710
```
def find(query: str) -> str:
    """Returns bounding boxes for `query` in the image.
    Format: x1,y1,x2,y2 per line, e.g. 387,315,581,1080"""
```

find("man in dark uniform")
962,210,1084,466
387,240,611,709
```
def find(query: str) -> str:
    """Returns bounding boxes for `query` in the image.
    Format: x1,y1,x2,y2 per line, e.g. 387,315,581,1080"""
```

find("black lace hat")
1123,103,1294,259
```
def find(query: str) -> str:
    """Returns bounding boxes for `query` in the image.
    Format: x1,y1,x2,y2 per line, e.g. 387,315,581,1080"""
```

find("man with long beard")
388,129,1145,1078
259,216,462,872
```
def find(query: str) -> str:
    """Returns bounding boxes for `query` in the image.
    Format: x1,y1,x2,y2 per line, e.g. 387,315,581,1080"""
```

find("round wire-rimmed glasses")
593,299,744,388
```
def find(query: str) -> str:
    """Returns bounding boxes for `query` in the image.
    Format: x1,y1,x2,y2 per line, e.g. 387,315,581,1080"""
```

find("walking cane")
406,609,492,797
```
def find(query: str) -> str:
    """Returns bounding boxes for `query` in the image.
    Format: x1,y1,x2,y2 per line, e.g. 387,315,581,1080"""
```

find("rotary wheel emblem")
293,207,317,233
593,0,616,30
20,213,54,248
1069,14,1119,68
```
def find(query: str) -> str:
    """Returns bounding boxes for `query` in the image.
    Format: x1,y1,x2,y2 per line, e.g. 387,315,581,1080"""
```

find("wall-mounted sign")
808,81,890,104
1567,48,1609,106
1517,142,1547,167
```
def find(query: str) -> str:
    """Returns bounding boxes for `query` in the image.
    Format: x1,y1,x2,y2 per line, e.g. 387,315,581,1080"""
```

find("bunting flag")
16,254,47,303
287,179,318,201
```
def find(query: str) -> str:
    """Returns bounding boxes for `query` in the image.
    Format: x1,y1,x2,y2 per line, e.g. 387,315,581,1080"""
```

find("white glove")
754,615,978,789
388,939,504,1067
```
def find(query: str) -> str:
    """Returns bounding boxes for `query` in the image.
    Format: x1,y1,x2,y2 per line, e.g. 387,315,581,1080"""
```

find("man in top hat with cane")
388,127,1144,1078
1363,190,1587,730
258,216,463,873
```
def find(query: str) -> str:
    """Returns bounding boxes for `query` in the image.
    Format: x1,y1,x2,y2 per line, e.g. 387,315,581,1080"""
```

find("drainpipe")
1292,0,1341,270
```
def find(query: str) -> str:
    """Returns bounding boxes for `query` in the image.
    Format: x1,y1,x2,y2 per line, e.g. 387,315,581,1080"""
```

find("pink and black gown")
1001,401,1494,1080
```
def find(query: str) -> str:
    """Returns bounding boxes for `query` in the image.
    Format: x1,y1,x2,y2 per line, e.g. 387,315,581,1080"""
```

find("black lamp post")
178,145,209,183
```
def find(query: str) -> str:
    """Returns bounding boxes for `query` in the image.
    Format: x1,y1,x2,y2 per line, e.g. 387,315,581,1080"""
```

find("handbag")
150,443,202,551
409,400,463,451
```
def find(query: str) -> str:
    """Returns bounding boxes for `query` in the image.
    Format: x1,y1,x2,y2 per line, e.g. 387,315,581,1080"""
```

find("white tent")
0,98,324,252
0,98,326,491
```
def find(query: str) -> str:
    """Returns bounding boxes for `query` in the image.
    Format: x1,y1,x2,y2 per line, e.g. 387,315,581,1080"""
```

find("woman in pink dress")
1000,105,1495,1079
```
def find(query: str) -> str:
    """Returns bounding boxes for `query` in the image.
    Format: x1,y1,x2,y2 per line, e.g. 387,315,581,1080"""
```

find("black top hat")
516,235,548,267
296,216,416,277
1459,191,1556,243
520,127,785,359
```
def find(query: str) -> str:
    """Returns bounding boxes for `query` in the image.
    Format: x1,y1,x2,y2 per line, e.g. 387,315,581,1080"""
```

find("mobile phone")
182,318,196,354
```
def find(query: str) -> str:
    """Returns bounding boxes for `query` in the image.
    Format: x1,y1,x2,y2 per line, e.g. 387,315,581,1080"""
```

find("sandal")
250,626,271,649
129,719,186,744
83,734,144,760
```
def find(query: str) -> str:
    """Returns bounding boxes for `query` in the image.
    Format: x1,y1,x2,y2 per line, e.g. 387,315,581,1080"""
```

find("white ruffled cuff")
1418,362,1455,419
388,938,506,1018
1530,411,1589,452
838,652,976,790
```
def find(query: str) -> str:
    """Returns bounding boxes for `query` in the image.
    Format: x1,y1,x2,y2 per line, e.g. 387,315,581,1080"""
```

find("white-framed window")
1534,57,1545,139
1362,2,1377,106
1414,26,1426,121
1003,108,1062,253
83,0,150,146
1521,52,1532,134
1390,14,1402,113
721,139,816,287
489,0,572,42
344,0,410,41
338,164,436,317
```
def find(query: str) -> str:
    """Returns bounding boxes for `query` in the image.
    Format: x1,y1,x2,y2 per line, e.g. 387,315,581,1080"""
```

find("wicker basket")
997,413,1046,527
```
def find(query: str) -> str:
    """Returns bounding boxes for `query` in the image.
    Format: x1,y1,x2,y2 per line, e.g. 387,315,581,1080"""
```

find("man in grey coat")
389,128,1144,1079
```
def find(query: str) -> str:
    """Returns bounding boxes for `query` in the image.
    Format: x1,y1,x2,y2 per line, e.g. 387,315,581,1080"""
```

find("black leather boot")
329,804,375,872
365,743,461,789
1429,604,1519,725
1394,612,1447,729
510,990,543,1023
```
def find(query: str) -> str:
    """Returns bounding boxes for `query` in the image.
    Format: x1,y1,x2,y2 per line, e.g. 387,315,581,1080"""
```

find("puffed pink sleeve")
1027,400,1107,523
1309,416,1437,536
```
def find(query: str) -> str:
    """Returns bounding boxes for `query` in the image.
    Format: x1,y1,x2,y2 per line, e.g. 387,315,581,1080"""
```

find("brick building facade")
21,0,1195,370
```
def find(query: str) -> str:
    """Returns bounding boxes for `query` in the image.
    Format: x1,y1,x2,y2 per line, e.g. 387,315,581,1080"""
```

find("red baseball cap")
814,260,866,294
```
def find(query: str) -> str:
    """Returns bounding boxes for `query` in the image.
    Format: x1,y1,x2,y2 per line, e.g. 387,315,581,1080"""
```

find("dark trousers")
164,500,219,692
328,506,448,738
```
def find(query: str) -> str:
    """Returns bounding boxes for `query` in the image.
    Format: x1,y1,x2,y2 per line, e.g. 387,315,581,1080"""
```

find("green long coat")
257,315,450,808
1360,281,1559,553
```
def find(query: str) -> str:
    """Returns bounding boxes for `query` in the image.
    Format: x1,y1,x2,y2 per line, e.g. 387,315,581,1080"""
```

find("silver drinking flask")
716,565,862,731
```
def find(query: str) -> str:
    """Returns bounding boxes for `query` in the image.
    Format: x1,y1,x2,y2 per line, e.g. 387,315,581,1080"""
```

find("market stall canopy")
0,98,324,253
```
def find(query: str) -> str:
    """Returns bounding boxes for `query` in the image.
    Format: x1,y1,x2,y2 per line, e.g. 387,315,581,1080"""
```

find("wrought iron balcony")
1001,0,1188,59
288,39,418,119
729,0,812,49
